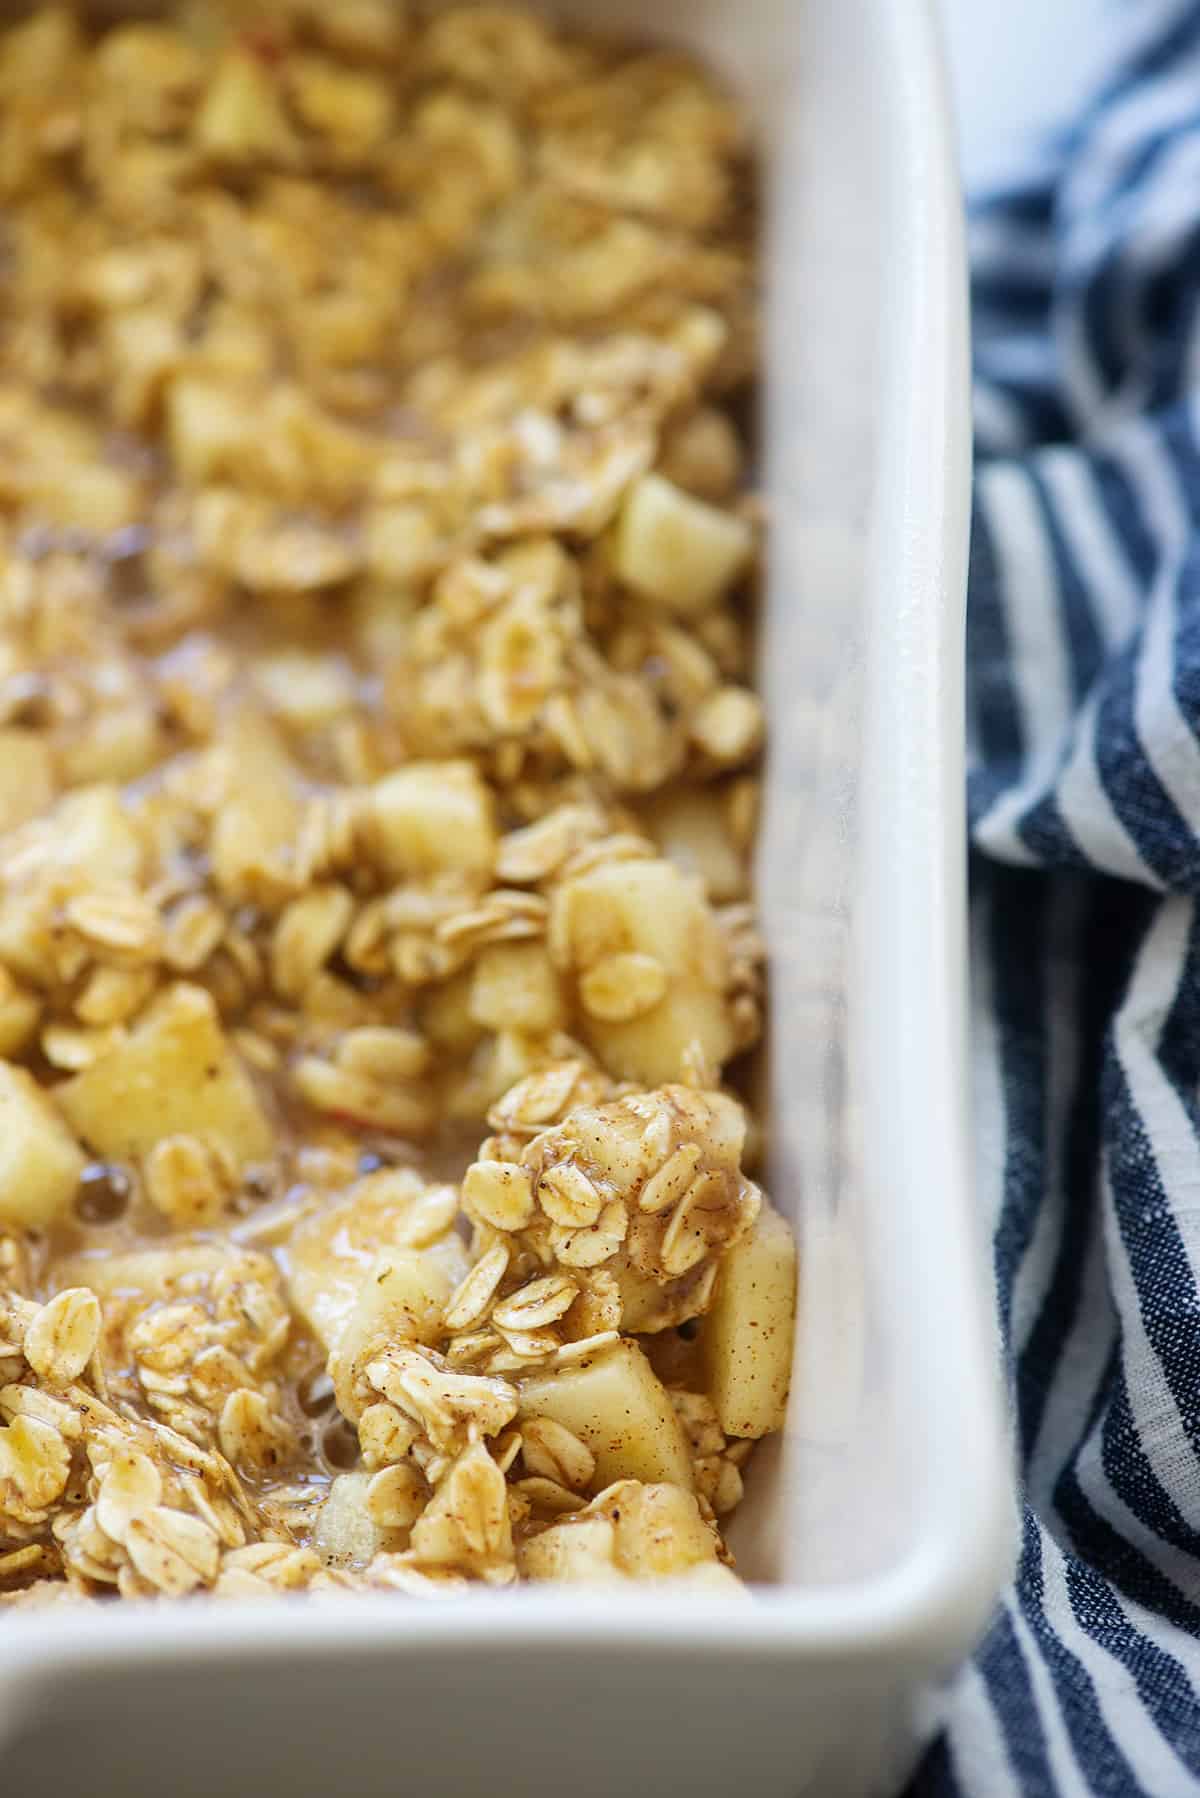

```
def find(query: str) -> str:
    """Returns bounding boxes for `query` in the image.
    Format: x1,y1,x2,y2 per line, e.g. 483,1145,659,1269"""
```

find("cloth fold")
909,4,1200,1790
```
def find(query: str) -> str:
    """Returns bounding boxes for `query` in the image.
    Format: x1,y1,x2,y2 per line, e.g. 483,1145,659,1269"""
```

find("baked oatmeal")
0,0,796,1605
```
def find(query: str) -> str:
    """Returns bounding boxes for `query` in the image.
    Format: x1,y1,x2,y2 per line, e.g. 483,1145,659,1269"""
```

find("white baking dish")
0,2,1013,1793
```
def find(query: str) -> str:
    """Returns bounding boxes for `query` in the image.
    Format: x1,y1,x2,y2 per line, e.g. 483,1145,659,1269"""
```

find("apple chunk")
371,761,495,883
551,857,733,1086
519,1341,693,1490
331,1248,459,1419
519,1482,738,1586
288,1172,466,1354
0,730,55,833
0,1063,85,1227
56,982,274,1169
209,710,300,903
517,1516,623,1584
59,1243,228,1301
613,473,752,617
701,1203,796,1438
314,1473,387,1571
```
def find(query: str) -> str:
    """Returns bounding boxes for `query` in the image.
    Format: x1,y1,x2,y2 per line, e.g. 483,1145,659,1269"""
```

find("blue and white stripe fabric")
910,5,1200,1791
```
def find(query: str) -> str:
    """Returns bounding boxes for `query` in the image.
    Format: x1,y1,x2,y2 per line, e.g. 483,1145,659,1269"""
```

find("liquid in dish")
0,0,795,1604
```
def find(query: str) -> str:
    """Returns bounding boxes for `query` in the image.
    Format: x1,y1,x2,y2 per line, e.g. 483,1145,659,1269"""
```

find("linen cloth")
908,4,1200,1791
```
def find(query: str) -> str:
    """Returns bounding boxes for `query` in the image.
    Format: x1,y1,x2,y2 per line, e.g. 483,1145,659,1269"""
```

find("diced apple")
56,982,274,1169
313,1472,385,1571
371,761,495,883
519,1341,693,1490
562,1101,647,1189
468,943,564,1035
193,48,300,166
0,730,55,833
585,986,734,1090
0,7,80,91
332,1248,457,1418
589,1479,721,1577
58,787,144,881
642,788,745,902
613,473,752,617
59,709,163,785
701,1203,796,1438
7,785,144,884
362,503,441,584
351,577,419,664
253,651,355,728
517,1515,621,1584
104,309,184,429
669,1086,749,1166
209,710,300,902
554,857,719,977
166,376,255,486
59,1242,227,1300
552,858,732,1085
418,972,483,1054
0,897,46,986
306,2,401,58
58,1241,233,1369
519,1484,735,1586
233,518,361,594
0,1063,85,1228
612,1263,669,1334
288,1172,466,1353
286,55,393,156
661,1562,748,1596
0,786,143,975
442,1029,546,1124
342,1248,453,1352
33,464,143,533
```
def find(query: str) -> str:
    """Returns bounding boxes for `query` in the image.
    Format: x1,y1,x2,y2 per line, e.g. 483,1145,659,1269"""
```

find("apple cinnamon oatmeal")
0,0,795,1606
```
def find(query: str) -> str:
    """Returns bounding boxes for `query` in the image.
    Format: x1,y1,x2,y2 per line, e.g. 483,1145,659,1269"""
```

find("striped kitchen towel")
910,3,1200,1792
